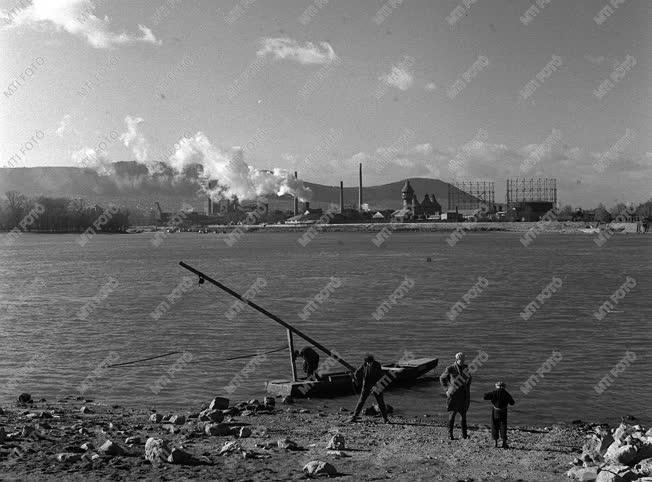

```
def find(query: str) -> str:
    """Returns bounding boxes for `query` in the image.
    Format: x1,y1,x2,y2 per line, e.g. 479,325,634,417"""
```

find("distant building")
391,180,442,222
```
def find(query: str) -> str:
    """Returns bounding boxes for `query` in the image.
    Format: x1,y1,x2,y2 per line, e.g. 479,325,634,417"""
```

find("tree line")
0,191,129,233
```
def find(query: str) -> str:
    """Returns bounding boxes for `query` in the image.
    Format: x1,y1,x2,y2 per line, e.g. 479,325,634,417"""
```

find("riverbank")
0,393,591,481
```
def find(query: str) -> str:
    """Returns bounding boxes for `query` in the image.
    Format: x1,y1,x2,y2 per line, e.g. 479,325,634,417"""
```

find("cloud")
257,37,338,64
379,65,414,91
119,115,150,162
2,0,161,49
425,82,437,91
56,114,72,137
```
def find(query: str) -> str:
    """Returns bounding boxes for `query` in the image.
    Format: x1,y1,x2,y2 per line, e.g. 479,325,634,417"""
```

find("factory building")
391,180,442,222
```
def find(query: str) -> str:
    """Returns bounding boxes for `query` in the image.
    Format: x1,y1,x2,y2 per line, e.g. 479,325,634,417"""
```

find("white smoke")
169,132,312,201
120,115,149,162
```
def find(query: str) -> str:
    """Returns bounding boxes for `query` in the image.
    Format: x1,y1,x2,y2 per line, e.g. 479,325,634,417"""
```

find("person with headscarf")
483,381,515,448
349,354,390,423
439,352,472,439
293,346,320,379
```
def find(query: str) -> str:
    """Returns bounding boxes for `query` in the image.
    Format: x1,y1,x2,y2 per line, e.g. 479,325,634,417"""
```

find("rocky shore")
0,392,601,481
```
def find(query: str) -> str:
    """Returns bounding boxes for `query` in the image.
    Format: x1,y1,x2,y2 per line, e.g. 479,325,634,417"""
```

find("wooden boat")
178,261,439,399
266,357,438,398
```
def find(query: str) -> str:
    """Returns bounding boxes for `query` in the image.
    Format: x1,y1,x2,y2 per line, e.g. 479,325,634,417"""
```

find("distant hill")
0,167,475,213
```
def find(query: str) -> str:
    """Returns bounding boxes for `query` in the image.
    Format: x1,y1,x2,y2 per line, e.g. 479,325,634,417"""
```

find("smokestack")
358,163,363,212
339,181,344,214
304,201,310,212
293,171,299,216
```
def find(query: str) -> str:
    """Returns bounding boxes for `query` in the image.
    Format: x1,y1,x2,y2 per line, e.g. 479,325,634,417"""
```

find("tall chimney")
293,171,299,216
358,163,363,212
339,181,344,214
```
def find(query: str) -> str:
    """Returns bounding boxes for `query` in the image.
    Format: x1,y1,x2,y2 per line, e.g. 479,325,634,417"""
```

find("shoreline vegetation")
0,393,597,480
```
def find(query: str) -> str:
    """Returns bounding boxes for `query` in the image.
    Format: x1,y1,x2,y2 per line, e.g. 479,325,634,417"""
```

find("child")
483,381,515,448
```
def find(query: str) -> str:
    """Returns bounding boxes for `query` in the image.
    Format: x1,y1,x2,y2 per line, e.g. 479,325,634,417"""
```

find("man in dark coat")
483,381,515,448
293,347,320,379
349,354,389,423
439,352,471,439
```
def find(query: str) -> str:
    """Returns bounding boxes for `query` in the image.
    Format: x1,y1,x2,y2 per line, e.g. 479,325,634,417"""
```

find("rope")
107,345,288,368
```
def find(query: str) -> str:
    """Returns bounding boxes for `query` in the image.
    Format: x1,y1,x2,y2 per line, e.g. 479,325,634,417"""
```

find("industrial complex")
154,149,559,227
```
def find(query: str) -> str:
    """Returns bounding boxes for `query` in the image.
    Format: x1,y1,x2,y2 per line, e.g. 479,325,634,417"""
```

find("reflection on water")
0,231,650,425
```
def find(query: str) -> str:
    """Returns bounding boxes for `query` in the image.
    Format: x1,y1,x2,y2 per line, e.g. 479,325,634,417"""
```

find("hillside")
0,167,474,213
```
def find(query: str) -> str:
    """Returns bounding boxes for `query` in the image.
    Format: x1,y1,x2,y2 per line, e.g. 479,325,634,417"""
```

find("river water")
0,231,650,426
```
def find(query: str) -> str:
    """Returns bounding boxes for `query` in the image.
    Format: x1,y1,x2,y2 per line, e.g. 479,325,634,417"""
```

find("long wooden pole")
286,330,297,382
179,261,355,372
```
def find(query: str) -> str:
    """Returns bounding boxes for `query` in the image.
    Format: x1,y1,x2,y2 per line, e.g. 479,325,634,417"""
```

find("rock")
222,407,239,416
98,440,124,456
0,427,6,442
247,399,260,406
144,437,170,465
282,396,294,405
277,438,299,450
566,466,598,481
219,441,241,455
613,423,630,443
208,397,229,411
596,465,636,482
263,396,275,408
0,407,4,415
149,413,162,423
241,410,254,417
161,414,171,422
21,425,35,438
80,406,94,414
167,448,195,465
125,436,141,445
18,393,32,404
634,442,652,463
199,409,224,423
327,434,345,450
56,453,82,463
605,442,637,465
205,423,232,436
80,442,94,451
169,414,186,425
303,460,337,477
238,427,252,438
299,408,310,414
38,411,53,419
327,450,350,458
584,429,615,460
636,458,652,476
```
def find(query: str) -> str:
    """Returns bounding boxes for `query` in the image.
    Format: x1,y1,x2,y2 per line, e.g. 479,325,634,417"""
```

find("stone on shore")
205,423,232,436
238,427,252,438
18,393,32,404
566,466,598,481
149,413,163,423
80,442,94,451
277,438,299,450
199,409,224,423
144,437,170,464
167,448,195,465
605,442,637,465
80,406,94,414
99,440,124,456
219,441,241,455
169,414,186,425
327,434,345,450
303,460,337,477
56,453,82,463
125,436,141,445
636,458,652,476
263,397,275,408
208,397,229,411
282,396,294,404
595,465,637,482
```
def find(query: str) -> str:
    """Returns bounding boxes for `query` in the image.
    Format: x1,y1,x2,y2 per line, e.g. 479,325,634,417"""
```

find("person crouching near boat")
349,354,390,424
293,346,320,380
439,352,471,440
483,381,515,449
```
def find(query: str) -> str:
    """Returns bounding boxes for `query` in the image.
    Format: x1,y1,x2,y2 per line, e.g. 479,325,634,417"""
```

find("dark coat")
439,363,472,412
298,347,319,375
353,360,384,393
483,388,515,411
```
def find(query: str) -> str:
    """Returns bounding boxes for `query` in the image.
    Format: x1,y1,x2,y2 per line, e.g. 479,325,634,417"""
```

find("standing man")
349,354,390,423
293,346,320,379
483,381,515,449
439,352,472,440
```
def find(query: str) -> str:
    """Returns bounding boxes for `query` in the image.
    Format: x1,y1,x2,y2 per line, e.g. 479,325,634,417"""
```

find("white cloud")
379,65,414,91
3,0,161,49
119,115,149,162
425,82,437,91
257,37,338,65
56,114,72,137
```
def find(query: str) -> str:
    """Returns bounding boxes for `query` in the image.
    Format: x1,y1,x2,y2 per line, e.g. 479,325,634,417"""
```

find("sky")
0,0,650,207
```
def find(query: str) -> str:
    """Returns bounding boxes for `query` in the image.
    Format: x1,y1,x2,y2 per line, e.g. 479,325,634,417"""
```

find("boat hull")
266,357,438,398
